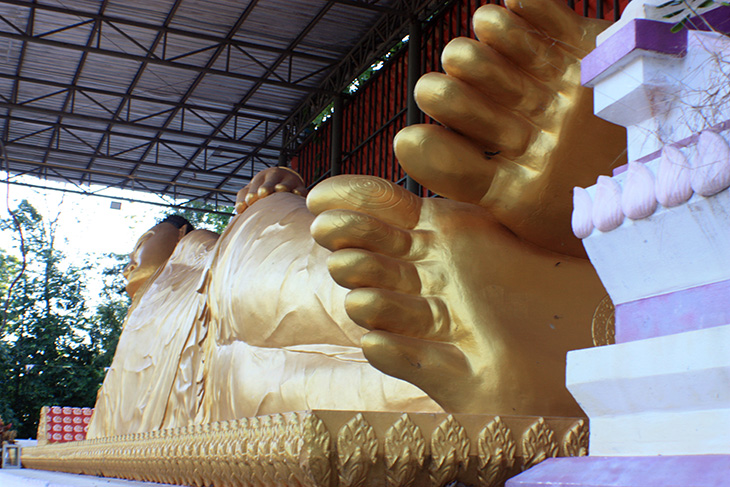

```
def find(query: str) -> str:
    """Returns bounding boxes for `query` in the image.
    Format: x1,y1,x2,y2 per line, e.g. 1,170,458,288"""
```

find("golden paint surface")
88,0,626,438
89,191,441,439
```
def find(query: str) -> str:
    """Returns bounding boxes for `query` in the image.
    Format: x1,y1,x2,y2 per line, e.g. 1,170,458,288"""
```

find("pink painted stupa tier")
574,4,730,343
508,2,730,486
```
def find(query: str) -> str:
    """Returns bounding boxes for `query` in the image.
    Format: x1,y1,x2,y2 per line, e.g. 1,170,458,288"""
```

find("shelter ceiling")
0,0,433,206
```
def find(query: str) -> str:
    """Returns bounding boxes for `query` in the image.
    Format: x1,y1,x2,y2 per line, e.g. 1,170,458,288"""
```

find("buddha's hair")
160,215,195,234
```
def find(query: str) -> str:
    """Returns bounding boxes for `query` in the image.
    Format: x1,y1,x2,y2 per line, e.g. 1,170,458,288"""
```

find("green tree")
0,249,21,334
165,200,232,234
89,253,129,373
658,0,726,32
0,248,20,428
0,200,108,438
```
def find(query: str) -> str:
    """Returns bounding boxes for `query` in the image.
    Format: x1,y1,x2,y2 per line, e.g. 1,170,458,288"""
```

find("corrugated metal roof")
0,0,435,206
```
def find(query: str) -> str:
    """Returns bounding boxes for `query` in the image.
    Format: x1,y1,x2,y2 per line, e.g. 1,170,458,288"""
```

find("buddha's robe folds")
199,192,440,420
88,229,218,438
89,193,439,438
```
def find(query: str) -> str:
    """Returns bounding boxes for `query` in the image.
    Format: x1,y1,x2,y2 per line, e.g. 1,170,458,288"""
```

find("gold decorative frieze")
384,414,426,487
429,415,470,487
562,419,588,458
521,418,560,471
22,411,588,487
477,416,516,487
337,413,378,487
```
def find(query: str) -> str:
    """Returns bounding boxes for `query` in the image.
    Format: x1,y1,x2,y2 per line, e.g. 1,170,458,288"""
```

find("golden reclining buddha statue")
88,0,626,439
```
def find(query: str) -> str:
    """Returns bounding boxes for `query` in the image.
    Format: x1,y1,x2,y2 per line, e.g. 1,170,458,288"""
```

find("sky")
0,173,196,304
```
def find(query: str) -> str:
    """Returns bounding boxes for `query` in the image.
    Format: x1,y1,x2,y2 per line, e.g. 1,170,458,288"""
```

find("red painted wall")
293,0,630,191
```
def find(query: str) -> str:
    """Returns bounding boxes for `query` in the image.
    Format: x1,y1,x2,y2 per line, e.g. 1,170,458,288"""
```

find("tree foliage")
658,0,728,32
90,252,129,373
0,200,124,439
164,200,232,234
0,416,16,445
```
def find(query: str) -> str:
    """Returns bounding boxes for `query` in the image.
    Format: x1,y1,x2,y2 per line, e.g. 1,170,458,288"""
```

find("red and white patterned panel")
43,406,94,443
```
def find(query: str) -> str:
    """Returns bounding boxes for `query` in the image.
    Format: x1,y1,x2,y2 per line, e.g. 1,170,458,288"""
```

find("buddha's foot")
308,175,606,416
393,0,627,257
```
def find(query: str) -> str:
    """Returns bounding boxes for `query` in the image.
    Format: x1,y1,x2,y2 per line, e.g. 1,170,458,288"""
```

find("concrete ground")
0,468,183,486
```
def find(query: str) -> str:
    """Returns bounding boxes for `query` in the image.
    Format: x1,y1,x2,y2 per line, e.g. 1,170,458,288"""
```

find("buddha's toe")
311,209,413,257
344,289,449,340
307,174,421,228
327,249,421,294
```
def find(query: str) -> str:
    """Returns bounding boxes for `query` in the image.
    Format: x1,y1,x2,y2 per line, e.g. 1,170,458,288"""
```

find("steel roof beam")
2,0,33,145
0,30,324,93
82,0,194,181
163,1,336,193
4,153,241,196
40,0,110,184
0,0,433,202
5,117,257,156
129,0,268,184
330,0,406,14
4,140,263,181
286,0,427,140
0,0,339,64
0,73,291,120
0,114,267,159
212,0,434,192
0,178,234,216
0,101,283,152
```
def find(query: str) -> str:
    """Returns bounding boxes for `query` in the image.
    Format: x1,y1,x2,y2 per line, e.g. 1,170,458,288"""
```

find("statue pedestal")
22,410,588,487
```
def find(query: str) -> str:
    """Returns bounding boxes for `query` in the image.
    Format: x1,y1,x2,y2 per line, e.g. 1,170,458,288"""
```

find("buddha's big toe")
309,175,426,289
309,175,448,340
307,175,422,228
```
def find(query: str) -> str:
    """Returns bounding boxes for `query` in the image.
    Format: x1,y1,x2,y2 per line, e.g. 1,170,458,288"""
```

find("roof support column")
405,16,422,195
330,94,343,177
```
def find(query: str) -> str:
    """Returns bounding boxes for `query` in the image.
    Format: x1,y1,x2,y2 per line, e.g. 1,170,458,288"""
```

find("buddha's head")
123,215,194,298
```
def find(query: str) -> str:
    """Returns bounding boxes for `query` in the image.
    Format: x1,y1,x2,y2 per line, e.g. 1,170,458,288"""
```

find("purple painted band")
508,455,730,487
615,277,730,343
582,19,687,86
688,5,730,34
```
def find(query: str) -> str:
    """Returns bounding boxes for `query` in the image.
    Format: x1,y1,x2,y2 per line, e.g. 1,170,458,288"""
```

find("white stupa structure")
510,1,730,485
